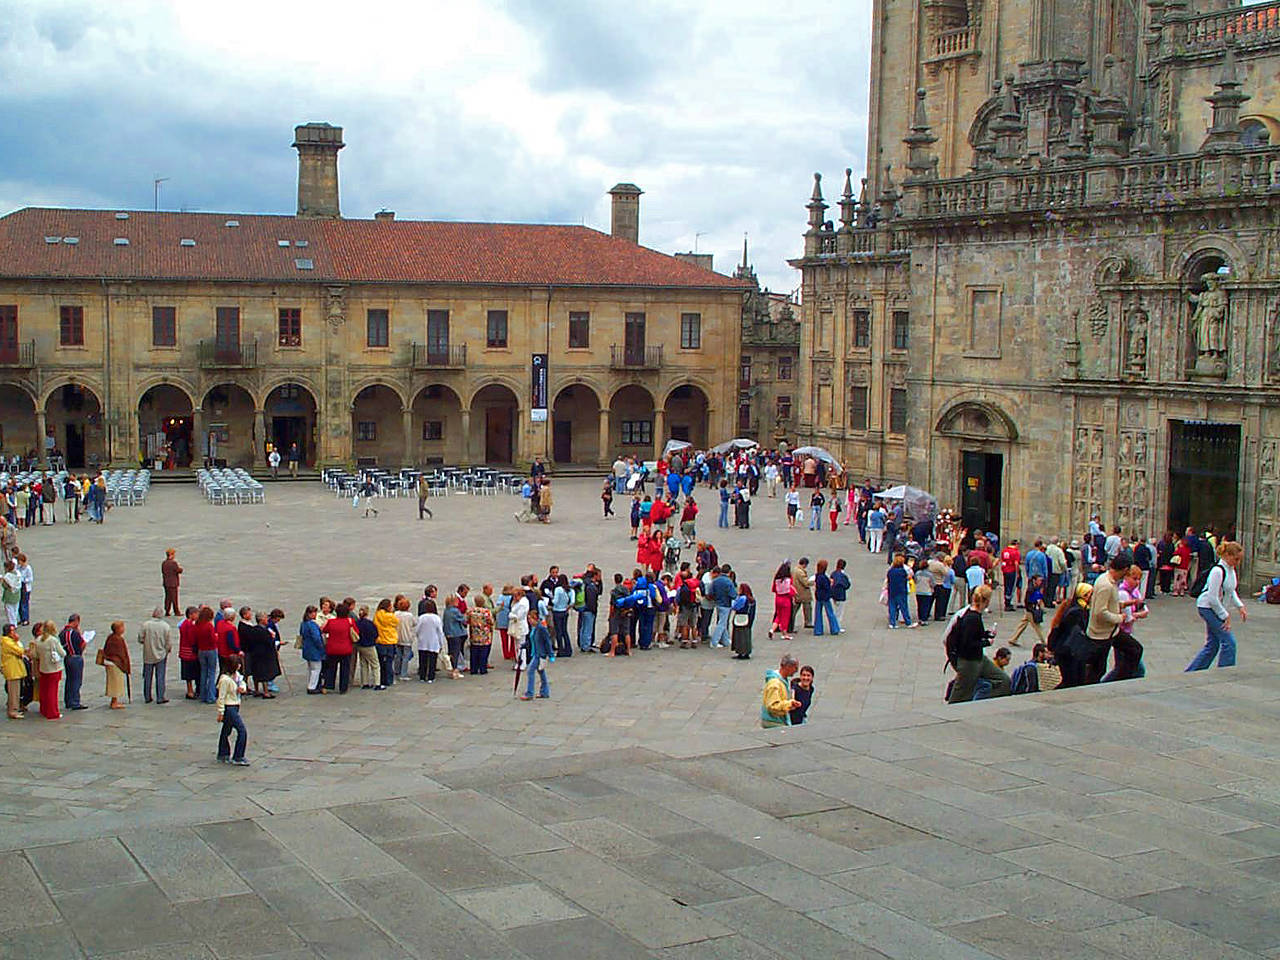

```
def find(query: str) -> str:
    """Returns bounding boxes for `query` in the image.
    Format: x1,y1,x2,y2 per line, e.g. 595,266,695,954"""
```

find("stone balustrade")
929,25,978,59
1180,1,1280,53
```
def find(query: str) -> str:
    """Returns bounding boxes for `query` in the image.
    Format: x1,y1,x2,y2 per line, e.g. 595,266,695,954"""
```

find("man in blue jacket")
708,565,737,648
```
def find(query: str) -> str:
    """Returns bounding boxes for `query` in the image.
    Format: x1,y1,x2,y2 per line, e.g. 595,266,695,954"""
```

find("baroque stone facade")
794,0,1280,584
0,125,744,471
735,243,801,444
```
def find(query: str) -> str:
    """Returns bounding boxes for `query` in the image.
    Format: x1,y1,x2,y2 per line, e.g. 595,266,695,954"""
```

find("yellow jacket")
1,634,27,681
373,609,399,646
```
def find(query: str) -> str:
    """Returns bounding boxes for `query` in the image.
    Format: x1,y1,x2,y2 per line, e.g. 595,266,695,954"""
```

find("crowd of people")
2,472,113,528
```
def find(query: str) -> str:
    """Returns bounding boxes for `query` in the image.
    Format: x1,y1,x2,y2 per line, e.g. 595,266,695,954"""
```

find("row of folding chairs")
197,467,265,504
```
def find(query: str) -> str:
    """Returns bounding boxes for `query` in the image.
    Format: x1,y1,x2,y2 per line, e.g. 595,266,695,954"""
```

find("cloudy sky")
0,0,873,293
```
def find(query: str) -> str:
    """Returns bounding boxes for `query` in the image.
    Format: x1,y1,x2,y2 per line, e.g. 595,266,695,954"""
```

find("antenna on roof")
694,232,706,253
153,176,170,211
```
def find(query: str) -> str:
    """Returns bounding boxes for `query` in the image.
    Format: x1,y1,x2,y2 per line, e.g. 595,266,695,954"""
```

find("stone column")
597,407,611,467
253,409,266,469
35,409,47,468
652,407,665,461
191,408,205,467
460,408,472,466
401,406,414,467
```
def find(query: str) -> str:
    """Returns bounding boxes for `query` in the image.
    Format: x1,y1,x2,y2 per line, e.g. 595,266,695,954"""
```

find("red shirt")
322,616,356,657
178,618,197,660
192,620,217,652
681,503,698,523
215,619,239,657
1000,547,1021,575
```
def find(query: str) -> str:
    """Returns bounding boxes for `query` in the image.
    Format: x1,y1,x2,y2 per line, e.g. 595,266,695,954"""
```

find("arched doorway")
551,384,602,466
351,384,404,467
139,384,195,468
202,383,256,467
46,384,104,469
609,384,655,460
0,384,37,464
936,401,1018,537
471,384,519,464
411,384,464,465
664,384,710,450
264,383,318,467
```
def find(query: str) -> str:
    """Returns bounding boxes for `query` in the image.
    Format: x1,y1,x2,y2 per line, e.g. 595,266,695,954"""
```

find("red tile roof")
0,208,747,290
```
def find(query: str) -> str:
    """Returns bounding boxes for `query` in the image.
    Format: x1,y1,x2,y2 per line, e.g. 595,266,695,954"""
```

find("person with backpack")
944,584,1010,702
1186,540,1247,671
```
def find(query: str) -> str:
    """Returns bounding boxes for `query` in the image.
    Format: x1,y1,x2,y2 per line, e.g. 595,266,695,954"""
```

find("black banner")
531,353,548,410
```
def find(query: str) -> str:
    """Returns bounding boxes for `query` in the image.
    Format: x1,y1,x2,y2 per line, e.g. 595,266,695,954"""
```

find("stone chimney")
374,209,395,221
608,183,642,243
293,122,344,219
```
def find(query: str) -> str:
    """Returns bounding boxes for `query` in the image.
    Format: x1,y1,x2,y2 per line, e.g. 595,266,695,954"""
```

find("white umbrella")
792,445,843,472
710,438,758,454
877,484,937,520
662,439,693,458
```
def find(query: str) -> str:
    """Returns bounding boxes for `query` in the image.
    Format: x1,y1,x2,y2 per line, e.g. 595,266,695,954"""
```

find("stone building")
793,0,1280,582
735,243,801,445
0,124,744,471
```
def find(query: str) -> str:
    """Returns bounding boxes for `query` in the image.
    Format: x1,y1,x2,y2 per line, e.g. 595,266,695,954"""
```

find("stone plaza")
0,477,1277,958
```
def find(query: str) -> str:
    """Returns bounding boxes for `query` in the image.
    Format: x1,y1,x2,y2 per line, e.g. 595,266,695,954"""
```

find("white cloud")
0,0,874,292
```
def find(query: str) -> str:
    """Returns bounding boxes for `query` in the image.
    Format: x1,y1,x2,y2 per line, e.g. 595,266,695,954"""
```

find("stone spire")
856,177,870,226
804,173,829,255
876,164,901,223
838,168,857,231
1089,56,1129,158
989,77,1026,167
1062,97,1091,162
733,233,756,283
1203,38,1250,153
903,88,939,182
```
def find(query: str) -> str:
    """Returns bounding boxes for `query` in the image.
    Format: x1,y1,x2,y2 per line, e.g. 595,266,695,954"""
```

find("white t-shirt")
414,612,444,652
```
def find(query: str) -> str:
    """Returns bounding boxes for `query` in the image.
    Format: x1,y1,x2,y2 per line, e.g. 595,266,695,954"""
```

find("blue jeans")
887,593,912,627
577,611,596,651
637,609,654,649
217,704,247,761
198,649,219,703
143,658,167,702
552,610,571,656
718,502,729,527
711,605,732,647
524,654,549,697
809,509,820,530
18,587,29,624
813,599,840,636
63,654,84,708
1187,607,1237,669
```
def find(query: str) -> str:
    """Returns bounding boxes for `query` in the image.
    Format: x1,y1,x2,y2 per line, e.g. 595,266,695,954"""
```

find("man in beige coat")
791,557,813,631
137,607,173,704
1085,555,1131,685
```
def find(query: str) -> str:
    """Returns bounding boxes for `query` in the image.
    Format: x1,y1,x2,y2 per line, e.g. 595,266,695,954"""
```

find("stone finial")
1062,99,1091,162
903,88,939,182
1088,58,1129,158
838,168,857,231
877,164,901,222
806,172,828,231
990,78,1026,166
1203,37,1250,153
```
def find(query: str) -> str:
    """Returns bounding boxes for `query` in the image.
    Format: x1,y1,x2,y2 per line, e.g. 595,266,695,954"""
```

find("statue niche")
1188,272,1229,378
1124,306,1149,378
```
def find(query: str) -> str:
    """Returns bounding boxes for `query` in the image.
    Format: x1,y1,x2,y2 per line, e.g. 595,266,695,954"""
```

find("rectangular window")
355,421,378,442
422,421,443,441
568,311,590,348
366,308,389,348
892,310,910,350
853,310,870,348
776,395,792,420
848,386,869,431
738,402,752,432
151,306,176,347
620,420,652,445
889,387,908,435
778,355,793,380
486,309,508,348
278,307,302,347
740,355,752,389
427,309,450,358
680,312,702,349
59,305,84,346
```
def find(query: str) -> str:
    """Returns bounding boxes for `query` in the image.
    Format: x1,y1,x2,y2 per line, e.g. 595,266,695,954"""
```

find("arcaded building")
794,0,1280,582
0,124,744,470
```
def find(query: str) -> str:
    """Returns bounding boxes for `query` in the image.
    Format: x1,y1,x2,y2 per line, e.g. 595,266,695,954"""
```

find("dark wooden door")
215,307,240,362
0,305,17,363
961,451,1003,536
553,420,572,462
485,408,512,463
427,310,450,364
624,312,646,365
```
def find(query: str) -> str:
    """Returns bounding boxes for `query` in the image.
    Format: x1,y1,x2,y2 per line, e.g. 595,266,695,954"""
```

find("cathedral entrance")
960,450,1002,537
1167,420,1240,537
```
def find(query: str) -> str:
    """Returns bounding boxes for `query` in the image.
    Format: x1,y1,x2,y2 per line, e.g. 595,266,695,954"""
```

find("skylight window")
294,258,314,270
277,239,290,247
295,240,309,248
180,238,196,247
63,237,79,245
44,236,60,244
115,212,130,220
225,220,240,227
113,237,129,245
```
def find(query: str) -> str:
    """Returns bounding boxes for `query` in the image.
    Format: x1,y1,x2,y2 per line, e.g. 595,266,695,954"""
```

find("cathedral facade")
794,0,1280,584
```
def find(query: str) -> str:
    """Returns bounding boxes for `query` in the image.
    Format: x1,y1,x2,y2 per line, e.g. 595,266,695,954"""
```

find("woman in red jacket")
321,601,356,693
178,606,200,700
193,606,219,703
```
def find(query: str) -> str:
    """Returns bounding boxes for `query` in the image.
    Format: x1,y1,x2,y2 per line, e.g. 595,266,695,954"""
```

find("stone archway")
45,384,105,469
264,382,319,467
551,383,603,466
202,383,257,468
471,383,519,464
664,383,710,451
410,384,464,466
935,399,1019,537
351,384,405,467
609,384,656,460
0,383,37,464
139,384,196,468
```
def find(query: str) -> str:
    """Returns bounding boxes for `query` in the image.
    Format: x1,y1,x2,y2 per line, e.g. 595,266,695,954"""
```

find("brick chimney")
608,183,642,244
293,122,344,218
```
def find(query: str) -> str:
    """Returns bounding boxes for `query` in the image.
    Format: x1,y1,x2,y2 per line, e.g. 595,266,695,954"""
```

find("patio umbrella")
877,484,938,520
662,439,693,458
792,445,843,472
709,438,758,454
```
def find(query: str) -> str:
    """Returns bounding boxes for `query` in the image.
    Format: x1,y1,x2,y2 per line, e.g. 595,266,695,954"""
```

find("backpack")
678,581,694,606
1189,561,1226,600
1009,662,1039,695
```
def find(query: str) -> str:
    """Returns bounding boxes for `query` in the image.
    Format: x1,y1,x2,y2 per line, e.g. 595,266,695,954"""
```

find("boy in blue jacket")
519,610,552,700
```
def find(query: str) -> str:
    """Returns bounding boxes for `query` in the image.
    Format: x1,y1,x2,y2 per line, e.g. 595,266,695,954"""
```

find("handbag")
94,648,105,666
293,634,303,650
732,612,750,627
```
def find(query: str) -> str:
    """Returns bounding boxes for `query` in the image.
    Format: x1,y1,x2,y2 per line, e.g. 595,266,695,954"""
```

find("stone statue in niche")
1259,482,1276,521
1262,441,1277,480
1189,274,1228,376
1125,307,1149,375
1134,431,1148,465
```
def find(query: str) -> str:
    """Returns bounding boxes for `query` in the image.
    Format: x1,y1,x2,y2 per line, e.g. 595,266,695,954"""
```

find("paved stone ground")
2,480,1278,957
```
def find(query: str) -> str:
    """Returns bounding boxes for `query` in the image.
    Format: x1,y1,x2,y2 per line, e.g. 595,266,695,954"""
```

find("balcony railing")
411,343,467,369
1182,2,1280,53
610,344,663,369
0,340,35,368
197,339,257,368
929,26,978,60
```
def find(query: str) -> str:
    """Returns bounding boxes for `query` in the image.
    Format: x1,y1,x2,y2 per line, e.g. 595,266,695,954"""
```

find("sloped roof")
0,208,747,290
